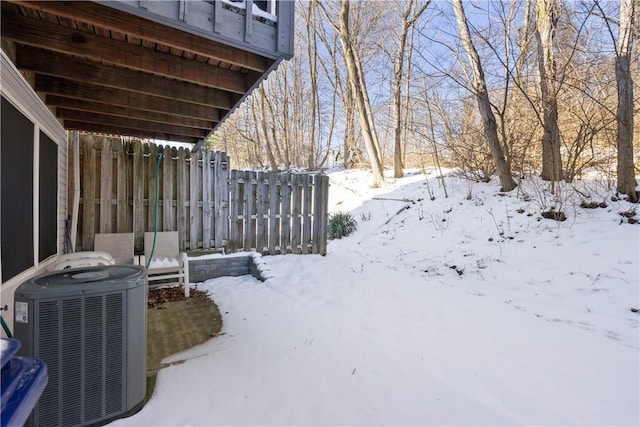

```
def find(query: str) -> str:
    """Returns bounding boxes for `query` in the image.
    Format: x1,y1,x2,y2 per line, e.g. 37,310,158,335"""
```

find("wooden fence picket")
268,173,279,254
99,138,112,233
228,169,241,252
280,173,291,254
116,141,128,232
176,147,187,251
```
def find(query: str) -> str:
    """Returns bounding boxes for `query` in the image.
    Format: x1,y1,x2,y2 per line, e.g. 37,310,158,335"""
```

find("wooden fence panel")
74,137,328,256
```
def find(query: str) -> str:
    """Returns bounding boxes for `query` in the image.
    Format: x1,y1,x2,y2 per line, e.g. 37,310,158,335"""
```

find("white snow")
110,168,639,426
147,257,180,269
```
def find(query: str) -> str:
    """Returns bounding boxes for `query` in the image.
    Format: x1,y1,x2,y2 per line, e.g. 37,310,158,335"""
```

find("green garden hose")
1,316,12,338
146,151,163,269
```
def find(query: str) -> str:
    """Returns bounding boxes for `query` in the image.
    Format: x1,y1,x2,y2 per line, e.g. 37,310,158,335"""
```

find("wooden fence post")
312,174,329,255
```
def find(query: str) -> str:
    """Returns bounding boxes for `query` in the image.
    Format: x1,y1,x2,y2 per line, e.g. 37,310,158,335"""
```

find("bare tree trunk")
334,0,385,187
261,84,285,166
255,86,278,171
344,82,357,168
392,0,431,178
280,63,291,169
306,0,319,170
535,0,562,182
616,0,637,201
452,0,517,192
402,24,415,168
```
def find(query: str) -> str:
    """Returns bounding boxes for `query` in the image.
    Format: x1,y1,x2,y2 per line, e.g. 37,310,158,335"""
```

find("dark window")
1,96,35,282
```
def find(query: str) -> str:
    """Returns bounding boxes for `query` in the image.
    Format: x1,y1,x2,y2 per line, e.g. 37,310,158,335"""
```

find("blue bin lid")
1,338,48,427
0,338,20,370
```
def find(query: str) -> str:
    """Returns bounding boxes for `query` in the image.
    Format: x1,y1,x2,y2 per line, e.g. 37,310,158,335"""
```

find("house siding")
1,49,68,335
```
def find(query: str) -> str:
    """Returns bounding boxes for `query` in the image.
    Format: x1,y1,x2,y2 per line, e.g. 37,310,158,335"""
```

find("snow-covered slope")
111,169,639,426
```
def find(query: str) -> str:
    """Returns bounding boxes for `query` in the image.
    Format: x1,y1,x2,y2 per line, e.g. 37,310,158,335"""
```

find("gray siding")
98,0,294,60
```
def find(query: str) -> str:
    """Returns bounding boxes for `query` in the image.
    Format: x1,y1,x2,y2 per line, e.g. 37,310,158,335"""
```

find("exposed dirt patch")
146,285,223,401
580,201,608,209
619,209,638,224
541,209,567,222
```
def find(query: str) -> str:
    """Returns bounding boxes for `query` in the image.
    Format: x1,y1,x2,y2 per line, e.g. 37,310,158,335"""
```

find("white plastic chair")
144,232,190,297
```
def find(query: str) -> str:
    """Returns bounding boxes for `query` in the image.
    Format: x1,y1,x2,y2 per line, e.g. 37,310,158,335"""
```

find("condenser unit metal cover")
14,265,147,427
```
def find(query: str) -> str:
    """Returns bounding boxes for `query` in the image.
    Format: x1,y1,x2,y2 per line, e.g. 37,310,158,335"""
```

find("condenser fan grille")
34,292,125,427
32,266,143,286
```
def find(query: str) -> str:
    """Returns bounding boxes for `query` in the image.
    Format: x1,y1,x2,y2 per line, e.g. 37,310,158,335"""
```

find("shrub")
328,211,357,239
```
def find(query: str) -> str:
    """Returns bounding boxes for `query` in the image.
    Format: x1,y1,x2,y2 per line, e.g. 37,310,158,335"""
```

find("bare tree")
615,0,637,201
392,0,432,178
305,0,320,170
452,0,517,191
319,0,385,187
535,0,563,182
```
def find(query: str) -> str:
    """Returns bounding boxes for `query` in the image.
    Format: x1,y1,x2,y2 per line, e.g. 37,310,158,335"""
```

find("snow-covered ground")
111,169,639,426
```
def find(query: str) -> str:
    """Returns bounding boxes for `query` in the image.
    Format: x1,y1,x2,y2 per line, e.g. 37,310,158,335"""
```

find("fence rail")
73,136,328,255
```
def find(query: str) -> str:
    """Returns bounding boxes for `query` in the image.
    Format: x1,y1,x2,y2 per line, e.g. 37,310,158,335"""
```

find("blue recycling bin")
1,338,48,427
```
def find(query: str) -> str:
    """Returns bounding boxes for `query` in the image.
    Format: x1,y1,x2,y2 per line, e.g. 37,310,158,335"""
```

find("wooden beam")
9,0,273,72
63,121,201,144
1,10,248,94
56,109,208,139
15,46,239,110
47,96,216,130
35,75,221,121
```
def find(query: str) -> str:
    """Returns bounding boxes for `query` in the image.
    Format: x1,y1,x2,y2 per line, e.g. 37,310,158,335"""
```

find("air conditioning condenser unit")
14,265,147,427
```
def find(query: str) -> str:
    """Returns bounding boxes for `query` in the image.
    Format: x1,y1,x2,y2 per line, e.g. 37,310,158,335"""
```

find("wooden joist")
16,46,240,110
9,0,274,73
2,11,250,94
